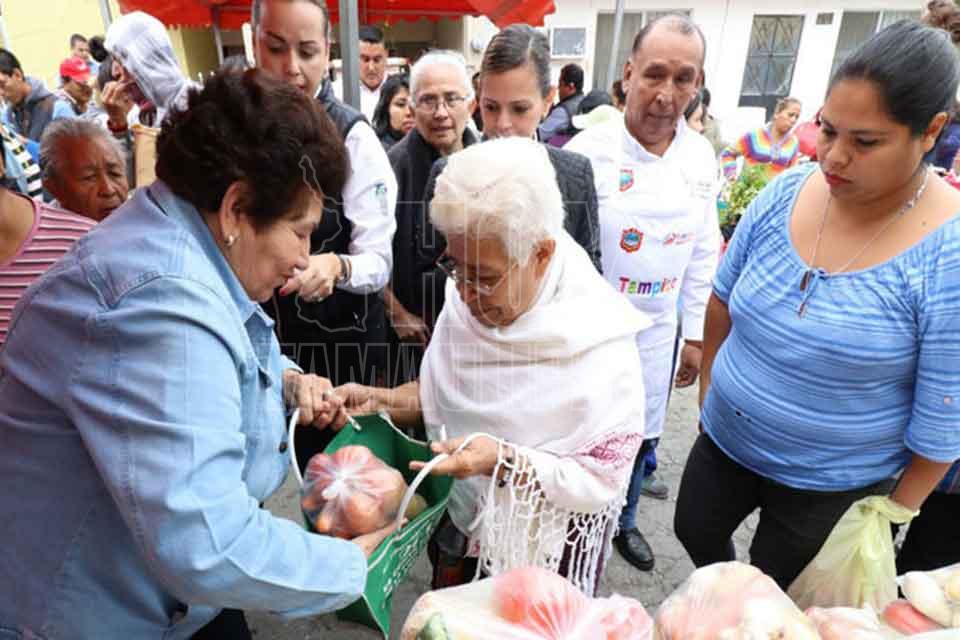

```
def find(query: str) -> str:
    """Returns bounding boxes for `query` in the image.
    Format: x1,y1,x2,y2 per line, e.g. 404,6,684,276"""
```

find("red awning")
116,0,555,30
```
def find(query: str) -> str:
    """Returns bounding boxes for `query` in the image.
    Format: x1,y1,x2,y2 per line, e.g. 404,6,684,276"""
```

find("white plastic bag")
401,567,653,640
805,606,901,640
900,562,960,629
788,496,917,611
654,562,819,639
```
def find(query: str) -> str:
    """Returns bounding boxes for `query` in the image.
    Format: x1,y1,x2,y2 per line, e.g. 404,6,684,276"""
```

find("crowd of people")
0,1,958,639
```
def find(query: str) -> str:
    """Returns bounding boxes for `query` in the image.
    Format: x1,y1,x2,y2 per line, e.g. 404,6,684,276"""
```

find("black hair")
611,79,626,105
559,63,584,93
632,13,707,67
774,96,801,114
0,49,22,77
830,20,960,137
701,87,711,108
578,89,613,115
684,89,704,120
88,36,108,62
70,34,87,49
359,25,384,44
252,0,331,41
157,69,349,229
96,54,116,92
372,73,410,138
481,24,552,99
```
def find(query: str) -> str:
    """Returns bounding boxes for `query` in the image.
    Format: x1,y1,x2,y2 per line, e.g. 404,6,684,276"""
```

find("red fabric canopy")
116,0,555,30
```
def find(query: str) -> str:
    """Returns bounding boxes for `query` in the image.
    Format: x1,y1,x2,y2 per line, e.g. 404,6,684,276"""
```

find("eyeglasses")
436,254,517,296
413,92,468,114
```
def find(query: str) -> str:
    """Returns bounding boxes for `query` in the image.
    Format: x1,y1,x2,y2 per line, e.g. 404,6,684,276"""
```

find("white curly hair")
430,137,564,264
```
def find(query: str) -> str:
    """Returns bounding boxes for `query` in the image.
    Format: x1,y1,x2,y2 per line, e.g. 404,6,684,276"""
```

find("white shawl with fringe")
419,232,650,593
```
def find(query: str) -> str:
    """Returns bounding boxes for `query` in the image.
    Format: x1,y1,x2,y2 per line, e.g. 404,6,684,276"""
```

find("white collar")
621,116,687,161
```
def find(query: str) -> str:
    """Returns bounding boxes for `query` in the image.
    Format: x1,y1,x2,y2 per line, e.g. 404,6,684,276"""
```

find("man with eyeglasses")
384,50,477,387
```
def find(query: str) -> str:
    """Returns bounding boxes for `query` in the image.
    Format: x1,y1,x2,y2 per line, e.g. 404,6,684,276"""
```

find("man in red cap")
57,57,93,116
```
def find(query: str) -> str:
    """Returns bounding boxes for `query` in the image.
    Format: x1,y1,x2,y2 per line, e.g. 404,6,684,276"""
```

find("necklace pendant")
800,270,812,291
798,300,808,318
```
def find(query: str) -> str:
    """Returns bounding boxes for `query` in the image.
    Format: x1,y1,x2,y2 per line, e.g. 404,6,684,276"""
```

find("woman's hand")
675,341,703,388
280,253,342,301
101,80,134,129
350,519,405,558
283,370,343,429
409,435,503,479
391,307,430,345
334,382,382,417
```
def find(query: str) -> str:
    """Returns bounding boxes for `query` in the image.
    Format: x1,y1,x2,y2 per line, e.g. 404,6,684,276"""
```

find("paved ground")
247,386,760,639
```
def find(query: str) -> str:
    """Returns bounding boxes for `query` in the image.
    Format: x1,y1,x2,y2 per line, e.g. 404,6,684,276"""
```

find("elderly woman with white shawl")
337,137,648,595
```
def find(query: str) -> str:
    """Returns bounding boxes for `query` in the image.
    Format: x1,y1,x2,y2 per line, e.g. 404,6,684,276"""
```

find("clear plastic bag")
300,445,408,539
654,561,819,639
788,496,917,611
401,567,653,640
805,606,901,640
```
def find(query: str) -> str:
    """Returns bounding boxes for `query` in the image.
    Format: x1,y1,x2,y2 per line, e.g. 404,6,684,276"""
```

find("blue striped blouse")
704,164,960,491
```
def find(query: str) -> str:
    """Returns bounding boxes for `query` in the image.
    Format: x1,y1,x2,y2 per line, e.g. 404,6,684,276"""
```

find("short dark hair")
252,0,330,41
559,63,584,93
0,49,22,77
156,69,349,229
830,20,959,137
372,73,410,137
700,86,711,108
359,25,384,45
632,14,707,67
481,24,552,98
88,36,108,63
70,34,87,49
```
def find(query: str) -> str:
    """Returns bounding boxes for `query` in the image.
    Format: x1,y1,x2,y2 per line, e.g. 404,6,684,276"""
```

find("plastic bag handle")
393,452,449,532
288,408,304,487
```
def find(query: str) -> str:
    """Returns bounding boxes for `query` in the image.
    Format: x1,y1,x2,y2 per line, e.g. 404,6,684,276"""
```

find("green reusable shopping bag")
289,412,453,638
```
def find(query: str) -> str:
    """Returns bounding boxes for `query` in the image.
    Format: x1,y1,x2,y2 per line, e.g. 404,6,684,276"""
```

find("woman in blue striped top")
676,20,960,590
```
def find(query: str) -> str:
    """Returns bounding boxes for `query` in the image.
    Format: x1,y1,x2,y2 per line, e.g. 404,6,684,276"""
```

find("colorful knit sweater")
720,125,799,181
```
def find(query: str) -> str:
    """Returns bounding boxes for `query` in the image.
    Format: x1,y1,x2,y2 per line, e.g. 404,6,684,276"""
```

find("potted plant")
719,165,770,241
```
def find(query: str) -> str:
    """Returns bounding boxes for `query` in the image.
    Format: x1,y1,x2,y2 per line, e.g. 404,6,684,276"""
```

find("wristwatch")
335,254,351,286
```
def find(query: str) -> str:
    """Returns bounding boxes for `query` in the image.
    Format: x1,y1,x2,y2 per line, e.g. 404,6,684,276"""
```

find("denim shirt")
0,182,366,639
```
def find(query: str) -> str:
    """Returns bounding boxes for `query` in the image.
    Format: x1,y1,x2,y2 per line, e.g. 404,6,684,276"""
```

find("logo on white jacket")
620,228,643,253
619,168,634,192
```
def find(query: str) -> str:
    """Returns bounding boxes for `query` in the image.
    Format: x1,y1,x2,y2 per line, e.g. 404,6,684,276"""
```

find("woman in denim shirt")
0,70,395,639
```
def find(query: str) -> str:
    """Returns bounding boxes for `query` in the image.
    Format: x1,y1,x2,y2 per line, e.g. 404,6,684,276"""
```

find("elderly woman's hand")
101,80,135,129
279,253,342,302
283,370,344,429
410,435,503,479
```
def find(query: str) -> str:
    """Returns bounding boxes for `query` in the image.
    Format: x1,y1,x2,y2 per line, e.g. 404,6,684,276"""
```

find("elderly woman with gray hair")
40,118,129,221
338,137,648,594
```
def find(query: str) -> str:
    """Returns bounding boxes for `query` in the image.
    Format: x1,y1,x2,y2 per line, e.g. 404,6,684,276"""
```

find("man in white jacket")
566,14,720,572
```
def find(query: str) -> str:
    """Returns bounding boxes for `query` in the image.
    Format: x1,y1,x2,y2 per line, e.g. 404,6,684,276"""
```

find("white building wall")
463,1,923,140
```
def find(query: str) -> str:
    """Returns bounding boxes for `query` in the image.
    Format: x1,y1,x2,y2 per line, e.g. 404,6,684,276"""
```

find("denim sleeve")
905,246,960,464
67,275,367,617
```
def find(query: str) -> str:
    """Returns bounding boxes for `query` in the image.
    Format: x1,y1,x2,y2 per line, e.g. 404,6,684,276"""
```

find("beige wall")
2,0,121,86
2,1,221,87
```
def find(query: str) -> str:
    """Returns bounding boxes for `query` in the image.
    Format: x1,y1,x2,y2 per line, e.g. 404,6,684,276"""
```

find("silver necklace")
798,166,930,317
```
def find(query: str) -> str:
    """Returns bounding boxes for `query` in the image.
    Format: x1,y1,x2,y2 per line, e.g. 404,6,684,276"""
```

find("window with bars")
831,10,922,76
738,15,805,119
592,9,692,92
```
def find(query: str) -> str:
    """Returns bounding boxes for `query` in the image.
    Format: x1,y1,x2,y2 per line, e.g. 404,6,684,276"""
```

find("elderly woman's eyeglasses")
436,254,517,295
413,92,468,114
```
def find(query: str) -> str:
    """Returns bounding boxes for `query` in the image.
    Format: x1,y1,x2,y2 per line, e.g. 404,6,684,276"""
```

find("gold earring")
226,234,236,247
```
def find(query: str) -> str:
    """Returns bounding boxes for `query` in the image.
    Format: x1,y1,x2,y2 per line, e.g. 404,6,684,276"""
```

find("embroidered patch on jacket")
620,227,643,253
619,168,635,192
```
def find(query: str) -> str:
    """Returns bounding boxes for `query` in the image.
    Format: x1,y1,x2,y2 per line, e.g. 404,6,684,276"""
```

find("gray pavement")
248,386,760,639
